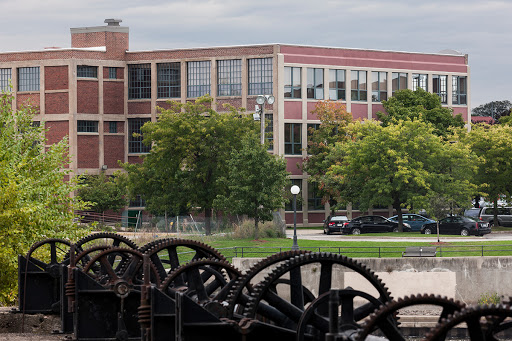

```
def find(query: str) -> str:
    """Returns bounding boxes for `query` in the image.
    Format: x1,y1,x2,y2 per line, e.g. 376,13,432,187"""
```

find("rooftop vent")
104,19,122,26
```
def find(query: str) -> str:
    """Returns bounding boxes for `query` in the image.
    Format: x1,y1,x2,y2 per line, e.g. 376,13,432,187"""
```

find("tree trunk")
204,208,212,236
493,199,499,227
254,217,259,240
393,200,403,232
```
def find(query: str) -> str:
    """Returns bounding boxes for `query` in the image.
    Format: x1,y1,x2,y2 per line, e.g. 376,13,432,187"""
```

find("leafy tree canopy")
76,172,127,213
376,88,465,136
472,100,512,120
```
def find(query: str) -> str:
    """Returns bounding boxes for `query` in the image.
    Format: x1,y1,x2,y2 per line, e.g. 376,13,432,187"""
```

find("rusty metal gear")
356,294,465,341
145,238,226,283
243,252,393,336
425,304,512,341
26,238,72,270
225,250,310,319
73,232,137,253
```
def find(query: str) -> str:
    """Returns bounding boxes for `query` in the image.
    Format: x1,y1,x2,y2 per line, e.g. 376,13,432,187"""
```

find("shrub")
233,219,285,239
478,292,501,305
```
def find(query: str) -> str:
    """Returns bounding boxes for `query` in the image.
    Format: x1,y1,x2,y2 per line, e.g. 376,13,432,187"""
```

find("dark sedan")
420,216,491,236
323,215,349,234
341,215,411,235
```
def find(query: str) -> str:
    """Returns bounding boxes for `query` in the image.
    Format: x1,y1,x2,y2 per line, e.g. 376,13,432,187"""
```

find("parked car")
478,207,512,227
420,216,491,236
341,215,411,235
323,215,349,234
463,207,482,219
388,214,436,232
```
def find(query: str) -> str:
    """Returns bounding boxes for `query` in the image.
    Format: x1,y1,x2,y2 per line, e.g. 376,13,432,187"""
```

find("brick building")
0,19,470,226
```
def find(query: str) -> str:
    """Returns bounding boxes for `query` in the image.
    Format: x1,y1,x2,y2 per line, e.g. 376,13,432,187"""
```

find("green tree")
76,172,127,217
472,100,512,120
325,119,477,230
122,96,258,235
301,100,353,213
0,92,86,304
459,124,512,226
376,88,465,136
214,134,289,239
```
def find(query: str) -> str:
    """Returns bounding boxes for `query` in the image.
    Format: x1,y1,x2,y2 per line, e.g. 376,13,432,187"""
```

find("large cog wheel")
243,252,393,336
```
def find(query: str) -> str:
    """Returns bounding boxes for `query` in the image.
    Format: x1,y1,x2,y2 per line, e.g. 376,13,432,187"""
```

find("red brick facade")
77,135,99,168
45,66,69,90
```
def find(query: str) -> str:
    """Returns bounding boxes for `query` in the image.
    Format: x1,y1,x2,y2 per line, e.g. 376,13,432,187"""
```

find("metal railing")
215,245,512,259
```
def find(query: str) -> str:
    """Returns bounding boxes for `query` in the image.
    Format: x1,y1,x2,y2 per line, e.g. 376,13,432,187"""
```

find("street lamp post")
255,95,275,145
291,185,300,250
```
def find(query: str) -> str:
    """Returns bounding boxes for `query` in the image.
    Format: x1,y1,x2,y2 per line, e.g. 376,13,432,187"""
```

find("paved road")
286,228,512,242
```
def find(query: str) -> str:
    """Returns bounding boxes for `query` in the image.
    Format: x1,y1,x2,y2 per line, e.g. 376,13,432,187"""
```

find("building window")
372,71,387,102
18,67,39,92
109,121,118,133
392,72,407,96
129,195,146,208
187,61,211,98
351,70,367,101
329,69,345,101
284,123,302,155
248,58,273,95
128,118,151,154
452,76,467,105
433,75,448,104
77,120,98,133
128,64,151,99
109,67,118,79
284,67,301,98
77,65,98,78
308,182,324,211
412,74,428,91
307,123,320,144
0,68,12,92
265,113,274,151
307,68,324,99
285,179,302,211
217,59,241,96
157,62,181,98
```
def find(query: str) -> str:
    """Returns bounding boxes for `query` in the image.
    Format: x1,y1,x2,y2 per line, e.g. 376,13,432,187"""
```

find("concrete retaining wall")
232,256,512,304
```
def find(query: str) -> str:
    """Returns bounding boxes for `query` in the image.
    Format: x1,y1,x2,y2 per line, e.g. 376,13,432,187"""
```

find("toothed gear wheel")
69,232,137,260
26,238,72,271
160,258,242,315
138,238,174,254
356,294,465,341
425,304,512,341
243,252,393,335
145,239,226,283
226,250,310,319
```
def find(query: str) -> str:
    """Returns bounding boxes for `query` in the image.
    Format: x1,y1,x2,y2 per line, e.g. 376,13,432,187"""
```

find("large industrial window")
308,182,324,211
307,68,324,99
329,69,345,101
285,179,302,211
392,72,407,96
128,64,151,99
372,71,387,102
0,68,12,92
187,61,211,97
109,121,118,133
217,59,241,96
109,67,118,79
128,118,151,154
284,123,302,155
351,70,367,101
157,62,181,98
412,74,428,91
18,67,40,92
77,65,98,78
433,75,448,104
452,76,467,105
77,120,98,133
284,67,301,98
248,58,273,95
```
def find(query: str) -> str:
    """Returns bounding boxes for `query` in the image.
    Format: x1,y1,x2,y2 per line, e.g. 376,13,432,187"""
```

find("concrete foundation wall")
233,256,512,305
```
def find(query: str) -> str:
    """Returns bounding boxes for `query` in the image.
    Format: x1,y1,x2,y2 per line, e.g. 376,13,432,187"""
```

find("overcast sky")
0,0,509,109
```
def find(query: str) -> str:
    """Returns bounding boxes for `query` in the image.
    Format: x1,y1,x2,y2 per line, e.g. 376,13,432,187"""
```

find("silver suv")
479,207,512,227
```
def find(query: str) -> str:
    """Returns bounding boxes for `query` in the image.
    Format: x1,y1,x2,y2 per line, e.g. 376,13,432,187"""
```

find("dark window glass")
18,67,40,92
109,67,118,79
77,65,98,78
0,68,12,92
452,76,467,105
308,181,323,211
157,62,181,98
433,75,448,104
77,120,98,133
307,123,320,145
307,68,324,99
128,64,151,99
128,118,151,154
285,179,302,211
284,123,302,155
351,70,367,101
329,69,345,101
129,195,146,208
248,58,273,95
109,121,117,133
265,113,273,151
187,61,211,97
391,72,407,96
372,71,387,102
412,74,427,91
217,59,241,96
284,67,301,98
